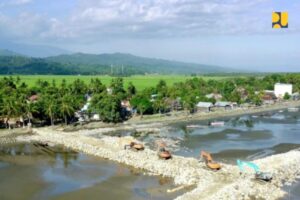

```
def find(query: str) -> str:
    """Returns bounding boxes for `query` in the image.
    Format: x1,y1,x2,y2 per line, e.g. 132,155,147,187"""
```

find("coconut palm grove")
0,73,300,128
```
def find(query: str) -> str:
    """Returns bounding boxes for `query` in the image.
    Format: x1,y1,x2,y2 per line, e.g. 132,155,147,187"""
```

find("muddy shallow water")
0,143,184,200
174,108,300,162
96,108,300,164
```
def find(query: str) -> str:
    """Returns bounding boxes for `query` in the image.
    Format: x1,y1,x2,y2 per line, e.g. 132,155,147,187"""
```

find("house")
121,100,132,112
262,90,277,104
196,102,214,112
151,94,158,101
107,88,113,95
274,83,293,98
292,92,300,101
236,87,248,100
214,101,233,110
164,98,182,111
91,114,100,121
29,95,39,102
205,93,222,101
172,97,182,111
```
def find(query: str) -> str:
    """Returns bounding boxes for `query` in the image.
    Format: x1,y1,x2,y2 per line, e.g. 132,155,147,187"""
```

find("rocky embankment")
16,128,300,200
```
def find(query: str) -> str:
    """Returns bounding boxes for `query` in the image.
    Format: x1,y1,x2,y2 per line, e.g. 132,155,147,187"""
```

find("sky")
0,0,299,72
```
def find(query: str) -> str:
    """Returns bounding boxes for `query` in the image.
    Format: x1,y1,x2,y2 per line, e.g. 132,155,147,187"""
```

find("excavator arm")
237,159,272,182
237,159,260,173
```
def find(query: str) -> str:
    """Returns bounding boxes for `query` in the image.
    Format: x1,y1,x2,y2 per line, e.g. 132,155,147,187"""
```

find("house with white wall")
274,83,293,98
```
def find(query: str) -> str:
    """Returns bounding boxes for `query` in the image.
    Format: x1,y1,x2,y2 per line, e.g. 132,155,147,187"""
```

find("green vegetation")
0,52,239,75
0,73,299,127
0,75,230,91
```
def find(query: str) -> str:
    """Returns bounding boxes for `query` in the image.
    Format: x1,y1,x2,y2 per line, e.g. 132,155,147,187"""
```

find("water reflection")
0,143,183,200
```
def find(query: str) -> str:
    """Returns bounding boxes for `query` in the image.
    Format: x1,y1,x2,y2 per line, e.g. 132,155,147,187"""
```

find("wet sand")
0,143,183,200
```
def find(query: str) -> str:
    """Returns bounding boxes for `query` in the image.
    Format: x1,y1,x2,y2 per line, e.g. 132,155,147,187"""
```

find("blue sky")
0,0,299,71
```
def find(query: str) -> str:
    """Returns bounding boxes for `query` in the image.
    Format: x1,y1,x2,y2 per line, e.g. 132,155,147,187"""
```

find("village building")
172,98,182,111
29,94,39,102
262,90,277,104
91,114,100,121
236,87,248,100
214,101,233,110
196,102,214,112
121,100,132,112
164,98,182,111
274,83,293,98
150,94,158,102
292,92,300,101
107,88,113,95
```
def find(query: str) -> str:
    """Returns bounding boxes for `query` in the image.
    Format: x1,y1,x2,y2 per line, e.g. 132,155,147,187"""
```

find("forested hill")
0,51,239,75
0,49,22,57
46,53,237,74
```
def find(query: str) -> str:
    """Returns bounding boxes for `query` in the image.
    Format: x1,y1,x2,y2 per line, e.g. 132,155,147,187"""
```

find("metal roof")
215,101,231,107
196,102,213,108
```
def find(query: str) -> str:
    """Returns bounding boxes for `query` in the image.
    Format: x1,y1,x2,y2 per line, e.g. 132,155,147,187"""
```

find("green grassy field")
0,75,231,90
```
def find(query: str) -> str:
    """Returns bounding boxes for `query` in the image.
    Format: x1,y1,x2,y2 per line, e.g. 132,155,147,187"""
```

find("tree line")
0,73,299,128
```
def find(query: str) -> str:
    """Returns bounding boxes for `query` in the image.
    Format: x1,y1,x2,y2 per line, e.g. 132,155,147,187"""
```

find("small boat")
210,121,225,126
200,151,221,170
288,107,299,112
186,124,203,128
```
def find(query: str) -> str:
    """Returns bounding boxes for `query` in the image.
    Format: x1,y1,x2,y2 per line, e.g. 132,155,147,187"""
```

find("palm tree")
44,96,57,126
1,96,20,129
24,101,38,125
60,94,75,125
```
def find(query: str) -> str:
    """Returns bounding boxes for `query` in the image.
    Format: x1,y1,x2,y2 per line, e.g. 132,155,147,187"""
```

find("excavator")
124,141,144,151
156,140,172,160
200,151,221,170
237,160,273,182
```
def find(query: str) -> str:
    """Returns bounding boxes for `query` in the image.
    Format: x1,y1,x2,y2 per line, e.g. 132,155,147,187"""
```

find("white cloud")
1,0,299,44
64,0,273,39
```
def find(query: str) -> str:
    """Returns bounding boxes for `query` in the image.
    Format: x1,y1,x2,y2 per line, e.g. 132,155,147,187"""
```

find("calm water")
0,143,184,200
100,108,300,164
282,180,300,200
171,108,300,162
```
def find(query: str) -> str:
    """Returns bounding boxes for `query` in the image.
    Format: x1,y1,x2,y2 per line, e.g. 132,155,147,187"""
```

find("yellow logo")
272,12,288,28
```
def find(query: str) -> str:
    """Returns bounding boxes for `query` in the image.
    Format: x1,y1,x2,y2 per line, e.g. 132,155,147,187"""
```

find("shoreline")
11,127,300,200
127,100,300,126
61,100,300,133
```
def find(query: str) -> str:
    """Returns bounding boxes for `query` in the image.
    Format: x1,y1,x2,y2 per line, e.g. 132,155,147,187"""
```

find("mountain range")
0,48,240,75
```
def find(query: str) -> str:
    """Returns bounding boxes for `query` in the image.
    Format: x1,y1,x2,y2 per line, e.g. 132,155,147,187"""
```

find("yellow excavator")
156,141,172,160
200,151,221,170
124,141,144,151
